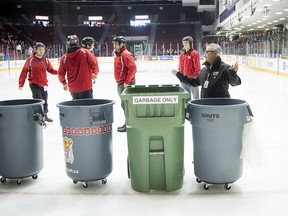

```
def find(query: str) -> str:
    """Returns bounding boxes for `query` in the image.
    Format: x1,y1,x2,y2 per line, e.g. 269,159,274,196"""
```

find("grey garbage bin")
57,99,114,188
187,98,253,190
0,99,45,185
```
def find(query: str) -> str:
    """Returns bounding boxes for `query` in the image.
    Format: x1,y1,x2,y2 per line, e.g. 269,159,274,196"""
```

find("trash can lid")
57,99,115,108
188,98,248,108
0,99,44,107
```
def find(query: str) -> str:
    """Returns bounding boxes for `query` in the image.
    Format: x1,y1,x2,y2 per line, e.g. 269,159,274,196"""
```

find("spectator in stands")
112,36,137,132
58,35,99,100
27,45,33,56
172,36,201,103
172,43,240,98
18,42,57,122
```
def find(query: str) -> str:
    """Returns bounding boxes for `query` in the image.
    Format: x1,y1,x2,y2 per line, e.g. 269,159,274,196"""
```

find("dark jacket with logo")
176,56,241,98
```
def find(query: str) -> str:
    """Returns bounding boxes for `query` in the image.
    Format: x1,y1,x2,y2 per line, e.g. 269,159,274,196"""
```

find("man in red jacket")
112,36,137,132
18,42,57,122
172,36,201,103
58,35,99,100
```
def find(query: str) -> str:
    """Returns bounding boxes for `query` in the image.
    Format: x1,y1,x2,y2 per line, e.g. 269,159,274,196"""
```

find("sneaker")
44,114,53,122
117,124,126,132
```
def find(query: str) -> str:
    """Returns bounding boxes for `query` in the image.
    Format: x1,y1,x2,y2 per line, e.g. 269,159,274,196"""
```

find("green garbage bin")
120,84,188,193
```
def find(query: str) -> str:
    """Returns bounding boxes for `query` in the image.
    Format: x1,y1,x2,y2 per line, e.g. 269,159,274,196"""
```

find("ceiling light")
275,12,283,15
257,20,262,23
279,18,286,20
263,4,272,7
267,22,273,24
273,20,279,22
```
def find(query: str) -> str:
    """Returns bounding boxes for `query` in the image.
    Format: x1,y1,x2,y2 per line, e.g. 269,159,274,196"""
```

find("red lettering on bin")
108,124,112,131
98,126,103,134
66,128,71,134
63,124,112,136
84,128,90,136
71,128,77,135
77,128,83,136
91,127,97,135
103,126,108,133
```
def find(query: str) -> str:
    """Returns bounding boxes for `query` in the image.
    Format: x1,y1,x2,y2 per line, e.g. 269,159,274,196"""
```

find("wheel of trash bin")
32,174,38,180
17,179,23,185
0,177,6,183
224,183,232,190
73,180,78,184
82,182,88,188
102,179,107,184
204,183,210,190
196,178,202,183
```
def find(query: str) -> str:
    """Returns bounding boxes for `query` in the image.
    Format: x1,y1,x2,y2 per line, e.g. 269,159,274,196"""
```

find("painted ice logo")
63,137,74,164
133,96,178,104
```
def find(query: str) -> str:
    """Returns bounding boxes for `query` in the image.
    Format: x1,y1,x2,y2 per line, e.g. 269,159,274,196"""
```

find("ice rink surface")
0,60,288,215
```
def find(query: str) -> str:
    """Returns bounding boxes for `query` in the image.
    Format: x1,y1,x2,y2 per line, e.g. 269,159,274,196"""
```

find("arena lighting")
135,15,149,20
35,16,49,20
130,19,151,27
88,16,103,21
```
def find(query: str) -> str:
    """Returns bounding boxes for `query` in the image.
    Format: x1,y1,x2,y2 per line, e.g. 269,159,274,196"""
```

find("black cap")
182,36,193,49
66,35,79,46
81,37,95,47
34,42,45,49
112,36,126,44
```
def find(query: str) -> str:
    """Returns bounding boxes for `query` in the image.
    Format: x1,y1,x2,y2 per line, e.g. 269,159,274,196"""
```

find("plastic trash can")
0,99,45,185
120,84,188,192
186,98,253,190
57,99,114,188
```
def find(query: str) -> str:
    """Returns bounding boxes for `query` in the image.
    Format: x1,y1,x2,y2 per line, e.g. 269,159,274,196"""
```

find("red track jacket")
58,48,99,93
114,47,136,85
18,54,57,88
178,49,201,78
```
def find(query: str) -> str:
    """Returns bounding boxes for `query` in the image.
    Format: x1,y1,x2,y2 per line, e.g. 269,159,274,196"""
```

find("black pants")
117,82,135,111
70,89,93,100
29,84,48,114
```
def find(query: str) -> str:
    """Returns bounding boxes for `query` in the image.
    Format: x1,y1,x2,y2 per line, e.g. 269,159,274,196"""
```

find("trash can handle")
185,104,191,121
247,105,253,117
31,106,46,127
244,104,253,124
90,110,106,126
